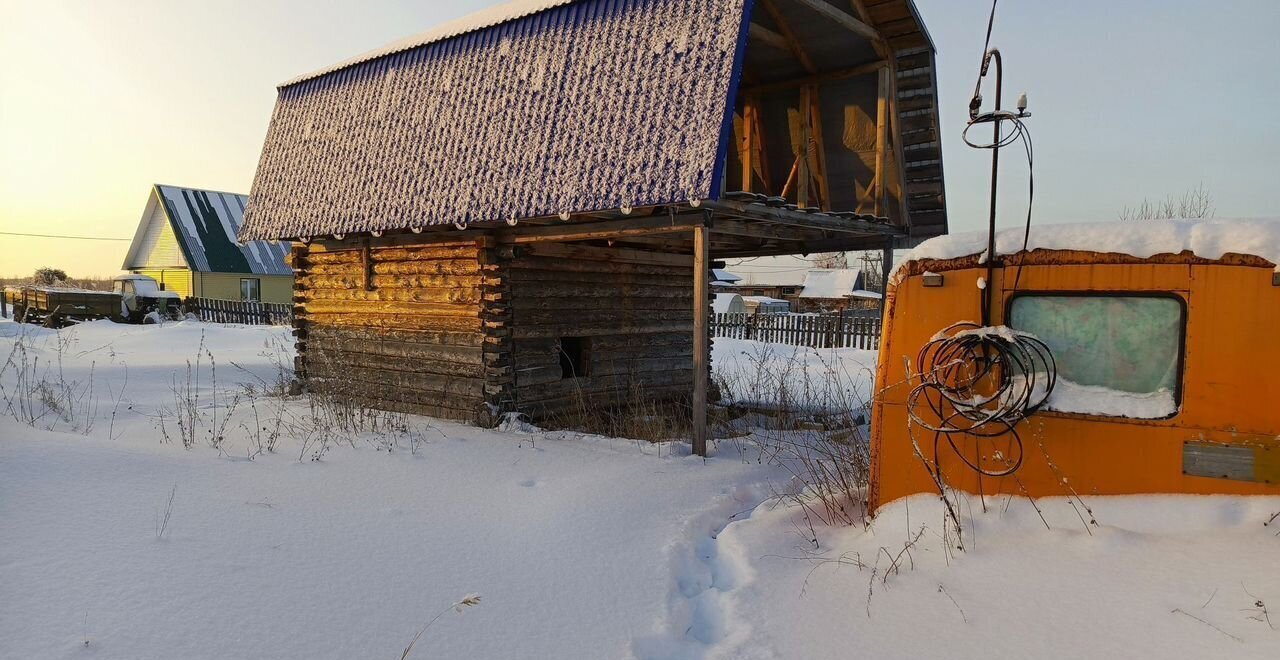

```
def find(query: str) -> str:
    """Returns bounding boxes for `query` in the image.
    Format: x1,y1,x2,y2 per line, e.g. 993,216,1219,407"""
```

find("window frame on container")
240,277,262,302
1004,290,1189,420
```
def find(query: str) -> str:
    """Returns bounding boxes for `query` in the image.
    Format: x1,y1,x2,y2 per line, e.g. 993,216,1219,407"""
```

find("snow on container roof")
239,0,752,241
900,218,1280,274
799,269,865,299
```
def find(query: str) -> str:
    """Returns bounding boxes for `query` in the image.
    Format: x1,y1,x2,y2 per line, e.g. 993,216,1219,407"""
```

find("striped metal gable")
154,185,291,275
239,0,751,241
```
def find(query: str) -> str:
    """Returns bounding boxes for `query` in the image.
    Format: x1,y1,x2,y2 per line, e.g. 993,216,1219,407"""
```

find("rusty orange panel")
870,258,1280,512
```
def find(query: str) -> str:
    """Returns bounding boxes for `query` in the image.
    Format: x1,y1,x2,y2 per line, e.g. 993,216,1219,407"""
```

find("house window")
240,278,261,302
559,337,590,379
1008,294,1185,418
780,287,798,296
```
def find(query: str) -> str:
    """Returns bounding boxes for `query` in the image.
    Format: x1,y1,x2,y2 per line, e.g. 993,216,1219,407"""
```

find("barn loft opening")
725,0,945,232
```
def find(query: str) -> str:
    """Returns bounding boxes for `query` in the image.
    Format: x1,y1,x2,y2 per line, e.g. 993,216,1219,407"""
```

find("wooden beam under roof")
742,60,885,94
761,0,817,74
497,215,705,244
748,23,791,52
791,0,881,42
701,199,899,236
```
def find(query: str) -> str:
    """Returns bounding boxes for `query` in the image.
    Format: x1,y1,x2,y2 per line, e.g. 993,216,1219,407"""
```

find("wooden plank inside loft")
748,23,791,52
875,65,889,217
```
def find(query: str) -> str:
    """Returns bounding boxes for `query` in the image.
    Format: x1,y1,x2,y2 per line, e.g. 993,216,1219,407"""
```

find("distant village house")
122,184,292,303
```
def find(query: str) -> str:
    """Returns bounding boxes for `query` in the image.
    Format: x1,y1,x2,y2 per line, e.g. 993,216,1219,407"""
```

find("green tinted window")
1009,295,1183,396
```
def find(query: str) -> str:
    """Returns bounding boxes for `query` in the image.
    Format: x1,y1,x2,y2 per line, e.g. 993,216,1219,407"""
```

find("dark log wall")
503,242,695,419
291,237,498,422
290,236,698,423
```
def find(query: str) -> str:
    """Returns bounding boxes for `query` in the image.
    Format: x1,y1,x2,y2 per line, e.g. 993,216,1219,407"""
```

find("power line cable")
0,230,130,241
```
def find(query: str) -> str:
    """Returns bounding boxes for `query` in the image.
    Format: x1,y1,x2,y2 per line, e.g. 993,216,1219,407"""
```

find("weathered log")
518,242,693,267
512,323,694,339
299,312,483,333
306,260,484,277
511,308,693,327
302,300,481,318
510,256,691,277
305,325,486,348
504,282,696,298
308,348,484,378
308,363,484,397
308,381,479,422
510,296,692,312
300,288,482,304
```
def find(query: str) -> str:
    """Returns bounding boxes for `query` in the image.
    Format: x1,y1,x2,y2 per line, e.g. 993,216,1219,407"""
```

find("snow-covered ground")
711,337,877,415
2,319,1278,659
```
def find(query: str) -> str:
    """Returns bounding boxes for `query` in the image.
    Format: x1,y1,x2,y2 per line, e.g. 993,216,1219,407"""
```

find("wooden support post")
798,86,814,207
742,98,756,193
808,85,830,210
875,65,889,217
692,223,710,458
1,290,7,319
879,236,893,321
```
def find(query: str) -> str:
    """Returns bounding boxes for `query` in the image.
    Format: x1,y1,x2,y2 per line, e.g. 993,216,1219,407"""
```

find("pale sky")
2,0,1277,277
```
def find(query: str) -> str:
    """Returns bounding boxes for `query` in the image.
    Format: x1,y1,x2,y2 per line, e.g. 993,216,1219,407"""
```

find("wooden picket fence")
184,297,293,326
712,312,881,349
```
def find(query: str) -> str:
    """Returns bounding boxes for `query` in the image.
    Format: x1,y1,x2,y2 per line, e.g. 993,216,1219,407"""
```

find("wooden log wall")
291,236,499,423
504,242,696,419
290,235,705,424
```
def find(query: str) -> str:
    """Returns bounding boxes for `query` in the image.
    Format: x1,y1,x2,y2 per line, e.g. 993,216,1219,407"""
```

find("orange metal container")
869,250,1280,511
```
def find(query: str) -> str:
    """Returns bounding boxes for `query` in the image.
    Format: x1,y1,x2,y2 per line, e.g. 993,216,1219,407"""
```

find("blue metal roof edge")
708,0,756,202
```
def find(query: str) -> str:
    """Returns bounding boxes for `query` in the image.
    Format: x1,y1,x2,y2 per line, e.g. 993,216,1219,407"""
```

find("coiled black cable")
907,322,1056,478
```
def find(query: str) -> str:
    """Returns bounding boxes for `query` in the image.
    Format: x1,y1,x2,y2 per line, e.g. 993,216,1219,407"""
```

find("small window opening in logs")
559,337,590,379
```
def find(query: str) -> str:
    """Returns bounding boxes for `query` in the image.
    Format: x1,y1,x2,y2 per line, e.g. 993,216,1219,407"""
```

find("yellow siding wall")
126,197,187,270
193,273,293,303
135,269,194,299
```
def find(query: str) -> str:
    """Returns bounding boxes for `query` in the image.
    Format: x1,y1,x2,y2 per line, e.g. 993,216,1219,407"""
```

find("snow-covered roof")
902,218,1280,272
850,289,883,300
282,0,577,87
239,0,751,241
126,185,291,275
742,295,788,304
712,268,742,283
798,269,865,299
712,293,743,313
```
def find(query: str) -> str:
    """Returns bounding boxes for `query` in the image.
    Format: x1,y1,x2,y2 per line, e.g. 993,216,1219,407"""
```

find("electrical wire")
906,0,1049,482
0,231,130,241
907,322,1056,478
964,0,1036,292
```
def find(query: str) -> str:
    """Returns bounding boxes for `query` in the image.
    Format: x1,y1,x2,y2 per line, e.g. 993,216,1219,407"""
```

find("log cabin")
237,0,948,453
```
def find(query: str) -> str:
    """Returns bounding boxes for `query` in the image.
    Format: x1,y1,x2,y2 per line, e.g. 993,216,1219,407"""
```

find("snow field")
2,319,1278,659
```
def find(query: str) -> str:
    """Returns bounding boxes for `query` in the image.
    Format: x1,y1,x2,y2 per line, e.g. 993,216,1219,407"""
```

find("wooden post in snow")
692,223,710,457
880,236,894,321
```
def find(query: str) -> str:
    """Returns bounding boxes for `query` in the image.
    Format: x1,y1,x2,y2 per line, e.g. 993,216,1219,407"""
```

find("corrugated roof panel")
155,185,291,275
240,0,751,241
